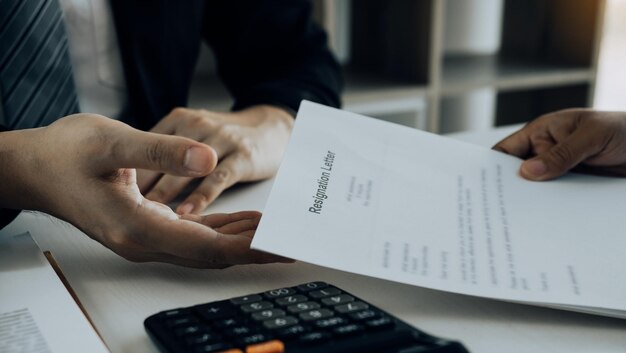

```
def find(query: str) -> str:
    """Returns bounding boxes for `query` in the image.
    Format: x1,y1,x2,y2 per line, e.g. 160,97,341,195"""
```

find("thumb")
520,130,600,181
104,128,218,177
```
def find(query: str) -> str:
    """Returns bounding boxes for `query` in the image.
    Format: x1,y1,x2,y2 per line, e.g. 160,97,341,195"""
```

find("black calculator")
144,282,469,353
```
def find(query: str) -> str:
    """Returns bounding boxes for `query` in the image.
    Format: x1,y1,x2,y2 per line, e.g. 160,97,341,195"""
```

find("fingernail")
184,147,211,173
522,159,547,177
177,203,194,215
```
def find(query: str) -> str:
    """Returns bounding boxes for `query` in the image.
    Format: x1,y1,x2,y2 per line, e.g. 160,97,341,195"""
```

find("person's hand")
492,109,626,181
0,114,288,268
137,105,294,214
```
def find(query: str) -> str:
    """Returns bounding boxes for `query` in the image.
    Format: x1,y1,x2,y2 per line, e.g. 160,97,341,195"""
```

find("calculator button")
159,308,188,318
195,302,236,321
175,324,208,336
309,287,341,299
334,301,369,314
306,330,417,353
333,323,364,336
299,309,334,321
263,288,297,299
245,339,285,353
185,332,221,345
286,301,320,313
166,316,198,328
275,325,308,339
238,333,272,346
298,331,331,344
224,326,254,337
241,301,273,313
262,316,298,330
275,295,307,306
365,317,394,331
214,318,242,329
314,316,346,329
251,309,286,321
144,283,469,353
348,309,380,321
231,294,263,305
296,282,329,292
321,294,354,306
193,342,235,353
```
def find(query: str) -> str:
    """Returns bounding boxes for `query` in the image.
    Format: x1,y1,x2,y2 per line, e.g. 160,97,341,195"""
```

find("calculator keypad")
145,282,469,353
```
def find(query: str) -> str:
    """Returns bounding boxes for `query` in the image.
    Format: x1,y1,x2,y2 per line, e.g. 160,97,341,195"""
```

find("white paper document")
0,232,109,353
252,101,626,318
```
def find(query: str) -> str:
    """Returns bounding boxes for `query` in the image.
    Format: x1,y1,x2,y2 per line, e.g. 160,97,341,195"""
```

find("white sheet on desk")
0,232,109,353
252,101,626,318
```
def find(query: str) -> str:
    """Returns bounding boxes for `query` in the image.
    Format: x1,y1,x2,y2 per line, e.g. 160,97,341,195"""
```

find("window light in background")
594,0,626,110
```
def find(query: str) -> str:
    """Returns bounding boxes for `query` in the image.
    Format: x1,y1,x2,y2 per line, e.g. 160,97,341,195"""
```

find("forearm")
204,0,343,113
0,126,22,227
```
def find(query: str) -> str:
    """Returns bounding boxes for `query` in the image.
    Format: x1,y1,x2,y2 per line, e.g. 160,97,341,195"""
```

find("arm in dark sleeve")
203,0,343,113
0,124,21,229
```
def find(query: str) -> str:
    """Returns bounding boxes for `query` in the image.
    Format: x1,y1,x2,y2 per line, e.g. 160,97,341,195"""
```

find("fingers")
520,127,604,181
215,217,260,234
137,131,238,207
176,155,249,214
104,127,218,177
130,204,286,267
183,211,262,229
492,130,532,158
144,174,194,204
139,120,237,203
136,169,161,193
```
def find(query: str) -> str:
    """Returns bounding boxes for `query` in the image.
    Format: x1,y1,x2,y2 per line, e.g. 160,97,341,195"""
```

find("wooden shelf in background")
440,55,594,96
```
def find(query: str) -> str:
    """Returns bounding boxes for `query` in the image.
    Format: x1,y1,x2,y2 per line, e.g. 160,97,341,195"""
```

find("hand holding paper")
494,108,626,180
252,101,626,318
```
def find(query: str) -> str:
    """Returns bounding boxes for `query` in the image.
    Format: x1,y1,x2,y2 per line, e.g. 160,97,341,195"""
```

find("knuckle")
190,116,213,130
146,140,167,169
548,145,574,167
86,120,115,148
236,137,255,159
210,168,231,184
216,125,239,140
170,107,189,117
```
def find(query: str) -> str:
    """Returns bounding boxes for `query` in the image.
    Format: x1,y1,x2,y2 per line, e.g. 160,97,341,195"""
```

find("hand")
0,114,288,268
137,105,294,214
492,109,626,181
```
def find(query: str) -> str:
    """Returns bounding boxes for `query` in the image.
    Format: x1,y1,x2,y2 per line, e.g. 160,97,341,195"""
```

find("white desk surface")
2,125,626,353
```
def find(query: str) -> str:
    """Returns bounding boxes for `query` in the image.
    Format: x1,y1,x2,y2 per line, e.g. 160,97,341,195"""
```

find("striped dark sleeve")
0,124,21,229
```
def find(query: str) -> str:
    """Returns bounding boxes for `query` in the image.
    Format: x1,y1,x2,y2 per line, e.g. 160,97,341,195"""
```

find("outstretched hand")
2,114,288,268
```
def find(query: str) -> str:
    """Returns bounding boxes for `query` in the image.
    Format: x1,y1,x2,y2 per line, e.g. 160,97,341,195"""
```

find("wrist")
239,105,295,132
0,127,49,211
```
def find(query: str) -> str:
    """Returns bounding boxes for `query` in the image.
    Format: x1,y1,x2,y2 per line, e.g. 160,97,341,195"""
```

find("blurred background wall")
190,0,625,134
